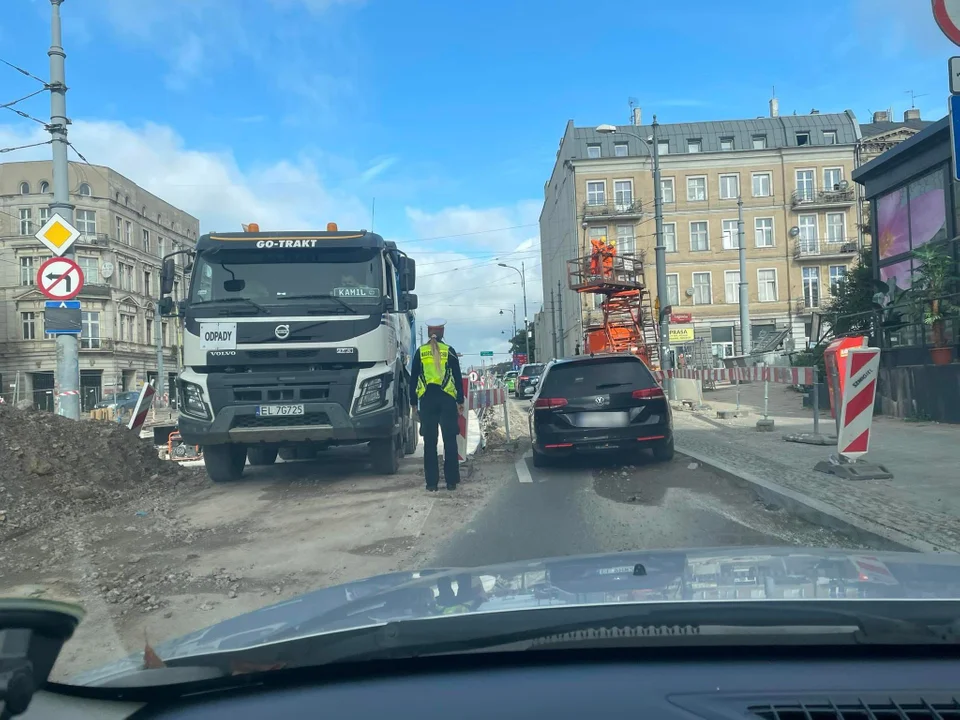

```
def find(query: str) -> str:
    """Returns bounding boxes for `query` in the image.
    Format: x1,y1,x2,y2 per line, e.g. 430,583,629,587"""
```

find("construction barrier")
652,366,816,385
836,347,881,461
457,378,469,463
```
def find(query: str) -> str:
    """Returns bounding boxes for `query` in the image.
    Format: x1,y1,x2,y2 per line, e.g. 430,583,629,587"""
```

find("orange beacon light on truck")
327,222,338,231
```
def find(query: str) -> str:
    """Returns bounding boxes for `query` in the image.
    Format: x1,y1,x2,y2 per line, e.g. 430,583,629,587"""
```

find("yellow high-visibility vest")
416,342,457,399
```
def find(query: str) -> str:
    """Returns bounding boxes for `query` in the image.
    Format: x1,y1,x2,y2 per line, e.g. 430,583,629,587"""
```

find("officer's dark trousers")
419,387,460,489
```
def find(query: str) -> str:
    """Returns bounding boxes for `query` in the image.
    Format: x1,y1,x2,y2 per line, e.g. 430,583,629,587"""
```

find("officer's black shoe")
445,483,458,491
426,486,439,492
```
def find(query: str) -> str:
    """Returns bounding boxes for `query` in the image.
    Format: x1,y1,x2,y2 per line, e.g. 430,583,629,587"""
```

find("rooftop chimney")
904,108,921,121
769,97,779,118
873,110,891,123
632,107,642,126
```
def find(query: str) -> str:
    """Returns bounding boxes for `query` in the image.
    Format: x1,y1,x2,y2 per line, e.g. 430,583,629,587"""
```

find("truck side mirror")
400,293,418,312
160,258,176,296
399,257,416,292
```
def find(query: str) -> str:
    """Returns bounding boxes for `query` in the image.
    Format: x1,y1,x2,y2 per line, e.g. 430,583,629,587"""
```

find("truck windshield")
189,247,384,309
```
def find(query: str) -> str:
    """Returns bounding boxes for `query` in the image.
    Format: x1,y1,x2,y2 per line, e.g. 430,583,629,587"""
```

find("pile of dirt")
0,405,202,541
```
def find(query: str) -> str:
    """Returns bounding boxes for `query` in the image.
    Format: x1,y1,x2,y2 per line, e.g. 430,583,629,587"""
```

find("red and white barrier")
652,366,815,386
457,377,469,463
127,381,157,432
836,347,880,460
469,386,507,408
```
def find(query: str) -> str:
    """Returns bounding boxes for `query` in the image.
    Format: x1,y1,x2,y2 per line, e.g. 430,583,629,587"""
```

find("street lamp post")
499,306,517,338
596,118,673,399
498,263,530,361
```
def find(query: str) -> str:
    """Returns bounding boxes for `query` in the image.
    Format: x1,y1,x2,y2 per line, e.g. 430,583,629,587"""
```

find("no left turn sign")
934,0,960,46
37,256,84,301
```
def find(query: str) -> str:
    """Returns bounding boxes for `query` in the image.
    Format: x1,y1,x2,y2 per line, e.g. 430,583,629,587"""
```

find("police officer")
409,319,465,492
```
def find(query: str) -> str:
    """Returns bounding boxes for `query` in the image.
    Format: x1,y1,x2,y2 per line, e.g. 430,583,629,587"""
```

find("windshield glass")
7,0,954,693
189,247,384,307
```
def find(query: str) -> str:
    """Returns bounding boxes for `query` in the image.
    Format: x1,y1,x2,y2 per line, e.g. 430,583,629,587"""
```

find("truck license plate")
256,404,305,417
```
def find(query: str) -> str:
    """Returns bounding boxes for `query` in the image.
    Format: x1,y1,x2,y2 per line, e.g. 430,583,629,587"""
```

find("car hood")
70,546,960,685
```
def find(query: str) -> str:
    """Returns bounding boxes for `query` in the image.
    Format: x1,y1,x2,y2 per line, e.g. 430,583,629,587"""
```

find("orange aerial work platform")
567,247,659,369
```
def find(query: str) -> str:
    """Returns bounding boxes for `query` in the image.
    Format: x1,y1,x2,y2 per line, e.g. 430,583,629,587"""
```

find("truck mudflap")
177,402,397,447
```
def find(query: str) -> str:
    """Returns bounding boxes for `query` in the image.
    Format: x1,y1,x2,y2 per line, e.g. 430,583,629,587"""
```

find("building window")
19,256,35,286
19,208,32,235
78,182,92,196
719,173,739,200
120,313,136,342
687,176,707,202
798,214,818,253
823,130,837,145
690,221,709,251
614,143,628,157
587,144,601,159
115,216,123,241
142,228,150,252
615,224,636,254
757,269,778,302
692,272,712,305
146,317,154,345
724,270,740,304
19,182,30,195
719,137,735,151
829,265,847,293
722,219,739,250
666,273,680,307
657,141,669,156
144,270,152,296
796,132,810,146
81,311,101,349
78,256,99,285
588,226,608,247
38,207,50,226
752,172,772,197
796,169,815,201
802,267,820,308
687,139,702,153
824,167,843,191
157,236,164,258
162,321,169,346
76,209,96,235
39,180,50,193
119,262,134,291
125,220,132,245
586,181,605,206
21,312,37,340
826,212,845,243
660,177,675,203
663,223,677,253
752,135,767,149
613,180,633,209
755,217,774,248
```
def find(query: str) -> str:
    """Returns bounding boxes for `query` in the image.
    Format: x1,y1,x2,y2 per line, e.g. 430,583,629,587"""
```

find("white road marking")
395,495,436,537
516,451,534,484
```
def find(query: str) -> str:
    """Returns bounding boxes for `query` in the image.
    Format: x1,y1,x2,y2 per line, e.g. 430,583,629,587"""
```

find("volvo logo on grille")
274,324,291,340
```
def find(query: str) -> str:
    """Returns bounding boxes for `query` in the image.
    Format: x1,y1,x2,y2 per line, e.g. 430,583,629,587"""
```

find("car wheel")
203,444,246,482
372,430,401,475
652,437,675,462
532,447,548,468
247,446,278,466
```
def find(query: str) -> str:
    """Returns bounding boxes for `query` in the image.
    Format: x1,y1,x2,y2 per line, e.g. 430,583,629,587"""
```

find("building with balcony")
0,160,197,410
539,102,866,363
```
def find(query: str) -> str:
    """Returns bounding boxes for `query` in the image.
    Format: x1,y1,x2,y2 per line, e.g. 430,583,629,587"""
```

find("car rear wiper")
277,293,359,314
595,382,630,389
147,600,960,681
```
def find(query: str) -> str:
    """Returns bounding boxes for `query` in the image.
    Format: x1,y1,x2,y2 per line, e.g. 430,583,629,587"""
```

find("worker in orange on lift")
589,237,606,276
602,239,616,278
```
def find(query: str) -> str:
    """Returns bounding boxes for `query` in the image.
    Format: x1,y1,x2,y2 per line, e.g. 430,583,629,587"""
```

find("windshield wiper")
195,297,268,314
595,382,630,389
277,293,359,314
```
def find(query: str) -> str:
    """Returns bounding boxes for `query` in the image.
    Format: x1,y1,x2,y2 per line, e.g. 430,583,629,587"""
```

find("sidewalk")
673,381,960,553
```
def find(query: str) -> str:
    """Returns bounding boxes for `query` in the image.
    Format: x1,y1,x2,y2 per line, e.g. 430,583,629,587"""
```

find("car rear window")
522,364,545,376
539,358,657,396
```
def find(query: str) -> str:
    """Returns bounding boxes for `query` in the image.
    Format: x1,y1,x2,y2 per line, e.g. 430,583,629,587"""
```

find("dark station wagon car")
527,354,673,467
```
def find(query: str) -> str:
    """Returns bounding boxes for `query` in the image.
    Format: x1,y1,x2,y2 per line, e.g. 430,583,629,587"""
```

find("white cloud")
0,118,543,362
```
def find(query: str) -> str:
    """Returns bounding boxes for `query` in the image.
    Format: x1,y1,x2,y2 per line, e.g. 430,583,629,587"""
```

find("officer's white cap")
425,318,446,327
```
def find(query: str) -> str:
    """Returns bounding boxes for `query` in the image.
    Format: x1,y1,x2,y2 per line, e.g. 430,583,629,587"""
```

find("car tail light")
534,397,568,409
632,387,665,400
519,376,529,381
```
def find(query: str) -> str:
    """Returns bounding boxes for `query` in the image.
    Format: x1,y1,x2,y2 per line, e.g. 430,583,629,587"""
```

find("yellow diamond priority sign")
35,212,81,257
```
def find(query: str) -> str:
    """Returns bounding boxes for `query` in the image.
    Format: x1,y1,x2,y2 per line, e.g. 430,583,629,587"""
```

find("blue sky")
0,0,954,358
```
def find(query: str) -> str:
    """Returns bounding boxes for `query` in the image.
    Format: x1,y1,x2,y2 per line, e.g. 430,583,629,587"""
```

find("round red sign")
933,0,960,46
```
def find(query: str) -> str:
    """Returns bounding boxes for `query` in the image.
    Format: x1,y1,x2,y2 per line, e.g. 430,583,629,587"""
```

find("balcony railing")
793,237,858,258
75,232,110,247
582,199,644,219
791,188,855,209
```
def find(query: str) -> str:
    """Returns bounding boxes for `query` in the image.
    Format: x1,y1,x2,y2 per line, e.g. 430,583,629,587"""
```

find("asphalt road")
431,446,873,569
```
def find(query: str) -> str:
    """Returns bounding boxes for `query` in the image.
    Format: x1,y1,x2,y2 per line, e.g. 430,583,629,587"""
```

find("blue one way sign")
950,95,960,182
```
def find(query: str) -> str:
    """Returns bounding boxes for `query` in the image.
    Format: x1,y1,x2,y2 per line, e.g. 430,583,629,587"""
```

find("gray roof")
859,119,936,138
568,111,861,159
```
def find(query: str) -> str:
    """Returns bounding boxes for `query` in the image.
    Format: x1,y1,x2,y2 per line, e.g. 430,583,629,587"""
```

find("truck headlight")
178,380,211,420
353,374,390,415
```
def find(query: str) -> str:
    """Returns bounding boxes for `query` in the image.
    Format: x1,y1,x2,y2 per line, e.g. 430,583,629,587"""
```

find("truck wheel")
203,444,246,483
372,431,401,475
247,446,278,466
404,413,418,455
